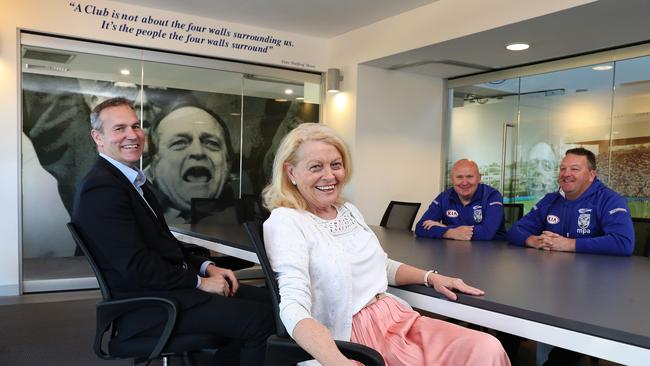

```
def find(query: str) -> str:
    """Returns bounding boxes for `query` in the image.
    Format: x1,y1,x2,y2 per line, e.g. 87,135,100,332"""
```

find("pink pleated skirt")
350,296,511,366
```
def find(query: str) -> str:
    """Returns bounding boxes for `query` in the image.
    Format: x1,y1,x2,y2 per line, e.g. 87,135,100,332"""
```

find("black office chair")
190,197,245,225
67,223,220,366
379,201,421,230
240,193,271,222
503,203,524,231
243,221,385,366
632,217,650,257
188,197,257,272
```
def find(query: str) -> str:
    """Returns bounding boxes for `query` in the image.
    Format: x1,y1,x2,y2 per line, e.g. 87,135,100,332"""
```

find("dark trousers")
139,284,274,366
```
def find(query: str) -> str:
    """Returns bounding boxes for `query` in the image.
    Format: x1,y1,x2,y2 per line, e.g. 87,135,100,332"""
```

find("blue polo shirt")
415,183,506,240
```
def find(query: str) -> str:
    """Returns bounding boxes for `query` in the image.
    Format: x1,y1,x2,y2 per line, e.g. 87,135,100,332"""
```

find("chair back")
503,203,524,231
190,197,244,225
243,221,289,338
241,194,271,222
66,222,112,300
632,218,650,257
379,201,421,230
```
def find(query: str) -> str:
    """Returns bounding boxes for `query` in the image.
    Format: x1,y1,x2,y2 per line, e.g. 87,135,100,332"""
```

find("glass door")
609,55,650,218
516,64,615,211
447,78,519,201
139,60,243,224
20,34,323,293
241,76,321,197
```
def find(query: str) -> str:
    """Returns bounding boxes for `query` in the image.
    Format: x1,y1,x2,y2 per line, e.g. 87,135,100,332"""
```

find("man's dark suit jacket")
72,157,212,337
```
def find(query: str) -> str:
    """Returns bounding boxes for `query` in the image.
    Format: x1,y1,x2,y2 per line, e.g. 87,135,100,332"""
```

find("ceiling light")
506,43,530,51
275,98,288,102
120,69,131,75
296,96,304,101
284,88,293,95
592,65,613,71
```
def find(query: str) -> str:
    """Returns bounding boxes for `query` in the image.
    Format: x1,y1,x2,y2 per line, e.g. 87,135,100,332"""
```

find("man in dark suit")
72,97,273,365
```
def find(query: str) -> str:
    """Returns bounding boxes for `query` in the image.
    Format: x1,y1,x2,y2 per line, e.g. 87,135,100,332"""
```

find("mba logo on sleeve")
446,210,459,218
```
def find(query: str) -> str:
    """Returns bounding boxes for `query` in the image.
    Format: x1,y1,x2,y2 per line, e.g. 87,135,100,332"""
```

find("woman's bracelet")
424,269,439,287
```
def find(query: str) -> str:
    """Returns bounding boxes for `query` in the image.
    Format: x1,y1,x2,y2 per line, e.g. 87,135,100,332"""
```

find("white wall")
354,65,443,225
324,0,593,223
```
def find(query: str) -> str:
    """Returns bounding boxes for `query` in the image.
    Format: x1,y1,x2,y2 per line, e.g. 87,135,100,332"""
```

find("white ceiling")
112,0,436,38
113,0,650,80
367,0,650,78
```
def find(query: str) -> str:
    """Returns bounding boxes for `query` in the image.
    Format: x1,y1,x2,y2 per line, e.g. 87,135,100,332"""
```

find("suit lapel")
142,183,173,231
96,158,164,228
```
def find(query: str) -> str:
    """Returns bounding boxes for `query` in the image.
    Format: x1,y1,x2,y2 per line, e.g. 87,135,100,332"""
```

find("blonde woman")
262,123,510,366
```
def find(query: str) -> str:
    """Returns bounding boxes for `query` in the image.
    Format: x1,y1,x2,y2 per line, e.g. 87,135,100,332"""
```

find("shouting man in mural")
147,97,233,223
415,158,506,240
506,148,635,365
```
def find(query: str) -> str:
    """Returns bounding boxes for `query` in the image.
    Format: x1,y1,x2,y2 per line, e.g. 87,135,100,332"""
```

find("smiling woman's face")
150,106,229,212
285,140,345,216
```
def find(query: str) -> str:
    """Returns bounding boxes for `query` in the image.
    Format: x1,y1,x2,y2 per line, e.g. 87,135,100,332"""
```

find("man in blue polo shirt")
415,158,506,240
507,147,634,256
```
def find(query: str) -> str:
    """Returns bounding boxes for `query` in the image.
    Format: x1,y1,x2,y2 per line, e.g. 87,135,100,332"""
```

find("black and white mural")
22,73,319,257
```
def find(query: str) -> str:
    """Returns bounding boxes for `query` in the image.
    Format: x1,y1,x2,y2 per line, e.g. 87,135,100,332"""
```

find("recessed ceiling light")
506,43,530,51
296,96,304,101
592,65,613,71
284,88,293,95
120,69,131,75
275,98,288,102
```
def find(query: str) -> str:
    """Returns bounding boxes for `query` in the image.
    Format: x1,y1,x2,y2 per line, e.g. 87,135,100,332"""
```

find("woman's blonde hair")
262,123,352,211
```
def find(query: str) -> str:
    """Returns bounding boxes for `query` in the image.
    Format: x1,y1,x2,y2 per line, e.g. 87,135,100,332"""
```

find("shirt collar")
99,153,144,188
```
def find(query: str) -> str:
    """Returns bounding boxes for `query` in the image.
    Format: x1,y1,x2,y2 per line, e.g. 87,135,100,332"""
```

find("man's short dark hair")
90,97,135,131
565,147,596,171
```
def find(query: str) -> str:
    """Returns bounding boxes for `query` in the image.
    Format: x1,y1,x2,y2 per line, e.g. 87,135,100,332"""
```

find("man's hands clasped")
199,264,239,297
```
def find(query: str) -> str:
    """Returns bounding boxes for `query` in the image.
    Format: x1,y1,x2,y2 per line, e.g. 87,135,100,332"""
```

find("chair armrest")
264,335,384,366
95,297,178,361
335,339,385,366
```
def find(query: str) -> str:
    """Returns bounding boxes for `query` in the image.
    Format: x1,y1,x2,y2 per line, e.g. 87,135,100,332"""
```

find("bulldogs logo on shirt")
546,215,560,224
577,208,592,234
446,210,459,218
472,205,483,223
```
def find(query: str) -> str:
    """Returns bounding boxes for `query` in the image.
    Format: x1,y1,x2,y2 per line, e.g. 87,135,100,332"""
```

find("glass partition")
448,51,650,217
20,35,321,292
447,78,519,198
241,76,320,196
517,63,615,211
608,55,650,218
139,60,244,224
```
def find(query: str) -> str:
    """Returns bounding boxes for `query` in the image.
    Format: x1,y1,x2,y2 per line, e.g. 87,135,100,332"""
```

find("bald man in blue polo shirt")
415,159,506,241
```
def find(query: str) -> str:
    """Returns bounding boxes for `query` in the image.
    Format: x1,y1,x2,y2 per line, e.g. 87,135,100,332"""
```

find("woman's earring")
291,180,297,185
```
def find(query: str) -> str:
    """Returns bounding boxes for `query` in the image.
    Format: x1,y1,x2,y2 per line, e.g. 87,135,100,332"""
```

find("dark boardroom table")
171,223,650,365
